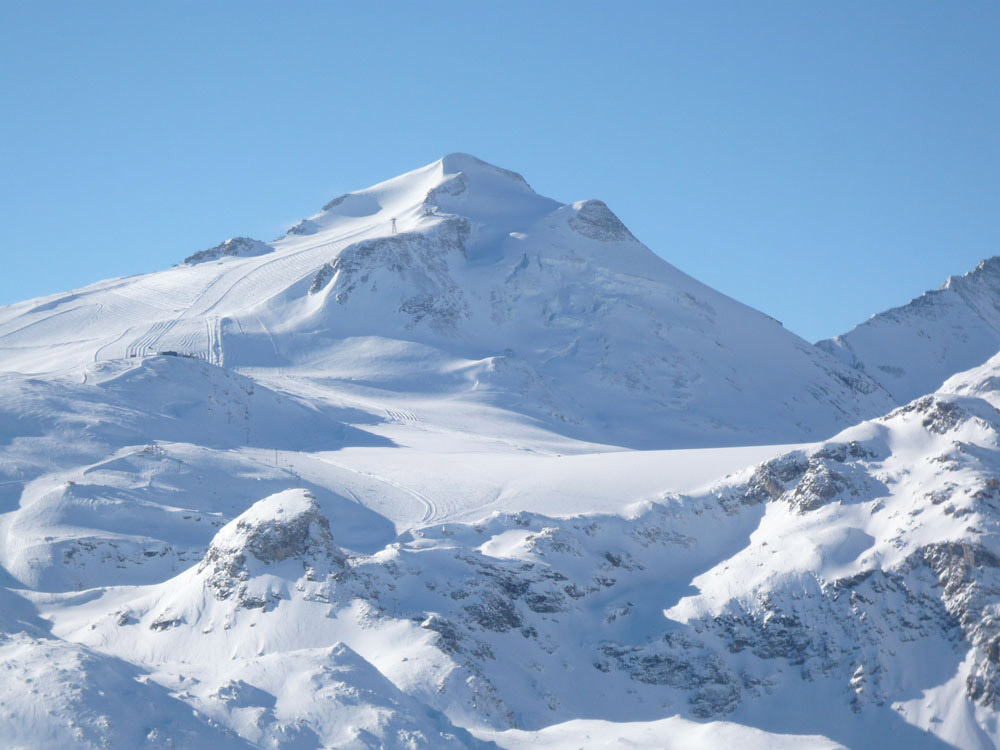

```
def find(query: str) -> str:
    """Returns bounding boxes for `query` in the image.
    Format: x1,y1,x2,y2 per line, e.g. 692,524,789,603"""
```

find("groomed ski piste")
3,154,1000,748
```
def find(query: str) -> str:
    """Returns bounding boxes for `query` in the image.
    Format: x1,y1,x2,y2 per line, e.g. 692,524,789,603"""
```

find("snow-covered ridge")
280,152,553,244
819,254,1000,403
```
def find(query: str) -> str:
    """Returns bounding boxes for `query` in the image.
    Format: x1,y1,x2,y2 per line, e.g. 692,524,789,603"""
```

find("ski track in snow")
314,455,438,525
92,224,376,364
189,223,376,318
384,408,419,423
124,318,179,358
206,316,223,366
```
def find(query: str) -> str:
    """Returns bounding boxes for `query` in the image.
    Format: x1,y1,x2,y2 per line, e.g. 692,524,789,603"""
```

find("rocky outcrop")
199,490,345,608
568,200,636,242
184,237,272,265
308,218,471,332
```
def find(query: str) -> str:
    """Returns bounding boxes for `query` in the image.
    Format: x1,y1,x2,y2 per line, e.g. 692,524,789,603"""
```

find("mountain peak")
437,152,534,191
283,154,558,242
939,254,1000,291
204,489,343,568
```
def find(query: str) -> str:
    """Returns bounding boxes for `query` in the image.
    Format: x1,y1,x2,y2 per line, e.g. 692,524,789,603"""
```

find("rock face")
199,490,346,607
567,199,637,242
204,490,343,567
664,361,1000,745
308,217,472,333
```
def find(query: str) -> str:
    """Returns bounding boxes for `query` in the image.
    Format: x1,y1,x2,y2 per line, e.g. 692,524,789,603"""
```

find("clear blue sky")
1,1,997,342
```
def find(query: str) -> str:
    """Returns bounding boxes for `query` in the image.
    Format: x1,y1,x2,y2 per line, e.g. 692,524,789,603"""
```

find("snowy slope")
0,153,893,448
819,257,1000,404
20,352,1000,749
29,355,1000,749
3,154,997,749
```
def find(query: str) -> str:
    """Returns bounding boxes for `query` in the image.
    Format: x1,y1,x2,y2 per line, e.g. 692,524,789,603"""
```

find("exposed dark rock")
568,200,636,242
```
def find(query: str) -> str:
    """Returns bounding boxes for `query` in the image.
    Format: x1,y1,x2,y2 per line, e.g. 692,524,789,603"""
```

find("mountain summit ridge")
281,152,556,245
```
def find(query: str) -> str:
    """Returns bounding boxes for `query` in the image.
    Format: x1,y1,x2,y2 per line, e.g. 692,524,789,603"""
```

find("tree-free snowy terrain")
0,153,893,447
2,154,1000,749
820,258,1000,404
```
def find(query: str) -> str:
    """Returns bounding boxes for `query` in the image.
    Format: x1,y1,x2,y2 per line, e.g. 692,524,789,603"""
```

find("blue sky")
1,1,997,342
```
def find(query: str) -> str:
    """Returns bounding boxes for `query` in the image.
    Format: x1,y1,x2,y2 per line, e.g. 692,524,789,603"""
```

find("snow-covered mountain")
0,153,893,448
3,154,1000,749
819,257,1000,404
14,353,1000,749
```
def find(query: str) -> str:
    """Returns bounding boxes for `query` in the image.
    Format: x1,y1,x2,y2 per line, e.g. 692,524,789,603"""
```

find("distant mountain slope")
819,257,1000,403
0,153,894,448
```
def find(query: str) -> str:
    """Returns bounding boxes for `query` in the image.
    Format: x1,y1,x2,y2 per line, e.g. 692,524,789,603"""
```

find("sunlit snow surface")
2,155,999,748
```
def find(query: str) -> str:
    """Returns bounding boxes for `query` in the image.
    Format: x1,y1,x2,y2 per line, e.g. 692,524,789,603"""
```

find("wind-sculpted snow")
0,583,253,749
